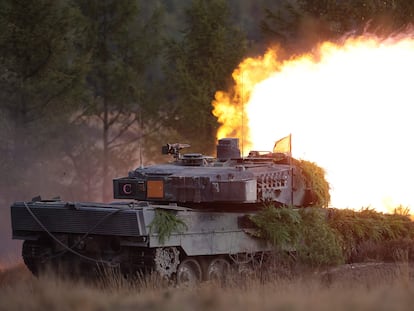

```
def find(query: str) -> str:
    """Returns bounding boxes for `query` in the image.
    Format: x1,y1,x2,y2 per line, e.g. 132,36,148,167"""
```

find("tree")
164,0,247,154
260,0,343,52
261,0,414,52
297,0,414,35
0,0,89,202
0,0,90,262
76,0,163,201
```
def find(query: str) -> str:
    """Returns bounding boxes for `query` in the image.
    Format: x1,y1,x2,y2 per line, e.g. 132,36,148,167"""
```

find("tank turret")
113,138,314,209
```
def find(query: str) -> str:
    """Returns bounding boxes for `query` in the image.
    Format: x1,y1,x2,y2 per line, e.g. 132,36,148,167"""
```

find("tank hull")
11,200,270,281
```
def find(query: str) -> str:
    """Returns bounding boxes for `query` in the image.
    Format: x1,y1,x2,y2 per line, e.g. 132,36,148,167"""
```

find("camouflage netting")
250,205,414,268
295,159,330,208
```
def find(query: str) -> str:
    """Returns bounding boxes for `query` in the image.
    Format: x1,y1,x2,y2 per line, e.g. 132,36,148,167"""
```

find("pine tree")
0,0,89,201
76,0,163,201
261,0,414,52
164,0,246,154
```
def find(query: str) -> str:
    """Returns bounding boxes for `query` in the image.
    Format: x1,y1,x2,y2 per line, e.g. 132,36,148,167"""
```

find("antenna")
139,106,143,168
241,71,244,157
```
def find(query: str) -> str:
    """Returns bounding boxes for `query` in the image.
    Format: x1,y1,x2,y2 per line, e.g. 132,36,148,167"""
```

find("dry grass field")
1,261,414,311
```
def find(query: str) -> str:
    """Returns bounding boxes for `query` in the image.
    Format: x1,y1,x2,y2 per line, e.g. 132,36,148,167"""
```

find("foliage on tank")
149,209,187,244
250,205,414,267
298,208,344,267
248,205,302,249
250,205,343,267
327,207,414,262
296,159,330,207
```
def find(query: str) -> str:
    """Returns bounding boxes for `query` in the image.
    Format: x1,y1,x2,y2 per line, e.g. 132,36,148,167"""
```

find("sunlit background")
213,33,414,213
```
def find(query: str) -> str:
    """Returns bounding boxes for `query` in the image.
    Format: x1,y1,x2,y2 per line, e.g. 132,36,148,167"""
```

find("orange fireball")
213,33,414,213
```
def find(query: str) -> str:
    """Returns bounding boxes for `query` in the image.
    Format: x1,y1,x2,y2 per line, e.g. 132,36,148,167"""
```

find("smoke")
0,118,120,262
0,109,167,262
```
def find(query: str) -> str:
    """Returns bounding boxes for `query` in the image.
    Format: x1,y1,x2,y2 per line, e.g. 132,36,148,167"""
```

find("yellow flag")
273,134,291,154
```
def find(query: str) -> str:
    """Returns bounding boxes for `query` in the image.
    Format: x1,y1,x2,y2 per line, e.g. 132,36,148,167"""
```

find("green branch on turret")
296,159,331,207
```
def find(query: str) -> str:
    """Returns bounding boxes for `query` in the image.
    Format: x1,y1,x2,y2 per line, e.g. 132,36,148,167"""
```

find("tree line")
1,0,413,204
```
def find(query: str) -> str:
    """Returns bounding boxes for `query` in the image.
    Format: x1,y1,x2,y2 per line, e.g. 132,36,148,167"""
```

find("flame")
212,50,283,150
213,33,414,212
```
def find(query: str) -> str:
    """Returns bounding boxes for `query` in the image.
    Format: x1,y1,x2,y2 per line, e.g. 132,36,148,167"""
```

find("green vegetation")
249,205,302,250
261,0,414,53
0,0,89,200
149,209,187,244
251,205,414,267
75,0,164,201
250,206,343,267
328,207,414,262
164,0,246,153
298,208,344,267
297,159,330,207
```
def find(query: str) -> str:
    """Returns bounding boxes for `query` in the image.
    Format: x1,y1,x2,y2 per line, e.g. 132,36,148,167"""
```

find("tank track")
22,240,49,275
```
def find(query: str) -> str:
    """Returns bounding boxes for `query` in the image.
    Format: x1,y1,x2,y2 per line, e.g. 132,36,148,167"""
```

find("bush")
251,205,414,268
327,207,414,262
249,205,301,250
297,208,344,267
251,205,343,268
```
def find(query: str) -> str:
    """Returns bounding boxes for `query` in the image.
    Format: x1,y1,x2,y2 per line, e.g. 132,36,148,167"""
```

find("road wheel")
176,258,202,286
206,257,231,282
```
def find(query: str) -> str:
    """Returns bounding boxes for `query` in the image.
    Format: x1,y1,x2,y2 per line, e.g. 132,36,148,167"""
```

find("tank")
10,138,320,284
